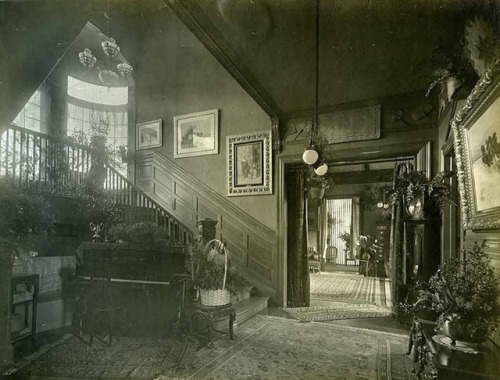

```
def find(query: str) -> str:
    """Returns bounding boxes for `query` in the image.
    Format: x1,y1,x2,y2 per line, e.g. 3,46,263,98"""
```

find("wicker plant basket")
200,289,231,306
199,239,230,307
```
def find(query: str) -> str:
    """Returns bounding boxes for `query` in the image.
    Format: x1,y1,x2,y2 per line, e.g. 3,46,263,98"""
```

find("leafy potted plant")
186,238,249,306
307,174,334,199
108,222,171,248
338,231,352,257
355,234,381,260
0,178,55,272
425,40,477,100
389,170,454,219
402,242,499,346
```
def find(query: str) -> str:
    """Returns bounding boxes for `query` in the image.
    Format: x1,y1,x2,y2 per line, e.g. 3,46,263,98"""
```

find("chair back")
326,246,338,261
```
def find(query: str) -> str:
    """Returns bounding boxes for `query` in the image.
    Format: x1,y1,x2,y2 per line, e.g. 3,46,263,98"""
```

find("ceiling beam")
330,169,394,185
163,0,283,119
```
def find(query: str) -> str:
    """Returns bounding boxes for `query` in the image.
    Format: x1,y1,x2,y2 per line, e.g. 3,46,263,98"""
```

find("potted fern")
402,242,499,347
186,238,249,306
389,170,454,219
307,175,334,199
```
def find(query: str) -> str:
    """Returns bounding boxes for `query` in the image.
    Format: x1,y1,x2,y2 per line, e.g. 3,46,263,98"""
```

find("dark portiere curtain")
286,170,310,307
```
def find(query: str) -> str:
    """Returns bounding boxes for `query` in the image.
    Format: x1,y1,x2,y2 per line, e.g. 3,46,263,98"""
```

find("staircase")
1,124,269,323
0,124,194,245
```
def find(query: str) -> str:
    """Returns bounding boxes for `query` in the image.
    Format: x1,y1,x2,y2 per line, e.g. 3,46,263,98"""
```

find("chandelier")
302,0,328,176
78,1,133,86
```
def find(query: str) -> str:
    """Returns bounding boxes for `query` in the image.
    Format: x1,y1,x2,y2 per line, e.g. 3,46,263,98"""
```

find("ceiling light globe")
302,148,319,165
377,201,384,208
314,162,328,176
383,203,390,209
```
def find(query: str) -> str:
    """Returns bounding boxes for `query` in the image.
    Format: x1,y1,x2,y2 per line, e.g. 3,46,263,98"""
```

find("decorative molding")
283,105,381,144
163,0,282,119
135,150,277,297
271,117,281,153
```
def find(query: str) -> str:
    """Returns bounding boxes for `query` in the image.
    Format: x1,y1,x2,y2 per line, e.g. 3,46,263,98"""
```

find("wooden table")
185,302,236,348
408,318,500,379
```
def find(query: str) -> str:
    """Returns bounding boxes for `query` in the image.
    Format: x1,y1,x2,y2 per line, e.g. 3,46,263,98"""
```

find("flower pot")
446,77,463,101
309,187,325,199
200,289,231,306
91,135,107,152
442,319,487,346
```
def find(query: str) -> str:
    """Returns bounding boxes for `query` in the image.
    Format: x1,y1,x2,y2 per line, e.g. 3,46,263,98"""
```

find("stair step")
212,296,268,331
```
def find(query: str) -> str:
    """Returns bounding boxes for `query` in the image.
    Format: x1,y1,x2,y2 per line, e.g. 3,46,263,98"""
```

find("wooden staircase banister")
0,125,195,244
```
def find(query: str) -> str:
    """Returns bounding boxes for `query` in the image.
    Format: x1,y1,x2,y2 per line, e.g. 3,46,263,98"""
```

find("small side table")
185,302,236,348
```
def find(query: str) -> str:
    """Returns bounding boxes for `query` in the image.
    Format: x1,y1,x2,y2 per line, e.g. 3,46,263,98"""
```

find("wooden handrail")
1,125,194,244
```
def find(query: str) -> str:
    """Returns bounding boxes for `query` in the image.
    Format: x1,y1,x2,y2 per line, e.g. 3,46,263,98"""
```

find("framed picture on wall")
227,130,272,196
452,61,500,230
137,119,162,150
173,109,219,158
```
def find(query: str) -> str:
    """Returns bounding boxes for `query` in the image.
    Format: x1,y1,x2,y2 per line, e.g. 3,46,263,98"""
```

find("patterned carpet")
18,315,414,380
283,303,393,322
310,272,393,307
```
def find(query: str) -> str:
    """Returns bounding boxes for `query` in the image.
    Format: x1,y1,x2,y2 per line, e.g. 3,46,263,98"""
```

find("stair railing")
0,124,194,244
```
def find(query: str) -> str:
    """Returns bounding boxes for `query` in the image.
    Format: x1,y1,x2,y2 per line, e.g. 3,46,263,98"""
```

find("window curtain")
352,196,361,261
287,170,310,307
319,198,328,264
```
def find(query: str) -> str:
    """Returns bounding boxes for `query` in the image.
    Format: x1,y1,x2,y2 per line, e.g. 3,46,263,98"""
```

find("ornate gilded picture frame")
451,59,500,230
227,130,272,197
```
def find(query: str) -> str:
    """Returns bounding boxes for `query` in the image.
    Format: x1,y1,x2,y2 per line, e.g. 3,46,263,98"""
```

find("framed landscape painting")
137,119,162,150
227,130,272,196
452,61,500,230
173,109,218,158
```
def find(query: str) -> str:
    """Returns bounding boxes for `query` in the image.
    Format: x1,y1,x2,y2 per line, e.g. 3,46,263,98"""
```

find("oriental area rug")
310,272,392,307
18,315,415,380
283,303,393,322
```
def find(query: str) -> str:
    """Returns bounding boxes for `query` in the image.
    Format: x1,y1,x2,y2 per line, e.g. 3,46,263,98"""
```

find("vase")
309,187,325,199
446,77,463,101
442,319,487,346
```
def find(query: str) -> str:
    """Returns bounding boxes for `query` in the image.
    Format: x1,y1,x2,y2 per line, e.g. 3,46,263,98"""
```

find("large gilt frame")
451,58,500,230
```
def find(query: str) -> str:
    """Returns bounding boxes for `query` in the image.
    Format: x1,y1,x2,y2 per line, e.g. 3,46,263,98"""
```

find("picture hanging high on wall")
452,60,500,230
137,119,163,150
174,109,219,158
227,130,272,196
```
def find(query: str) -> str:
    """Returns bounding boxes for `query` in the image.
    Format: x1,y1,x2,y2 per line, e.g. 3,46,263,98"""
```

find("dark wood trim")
330,169,394,185
137,150,276,241
441,135,455,156
163,0,282,119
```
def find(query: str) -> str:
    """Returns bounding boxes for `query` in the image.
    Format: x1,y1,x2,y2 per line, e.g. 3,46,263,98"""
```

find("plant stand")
185,302,236,348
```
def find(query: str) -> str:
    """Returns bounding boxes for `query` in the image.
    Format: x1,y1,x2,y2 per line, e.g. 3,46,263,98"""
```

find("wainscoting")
135,151,278,300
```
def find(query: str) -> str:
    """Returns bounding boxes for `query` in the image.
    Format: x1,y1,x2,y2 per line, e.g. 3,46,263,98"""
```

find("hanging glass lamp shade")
79,49,97,68
302,148,319,165
117,62,133,78
102,38,120,57
98,69,120,86
314,162,328,176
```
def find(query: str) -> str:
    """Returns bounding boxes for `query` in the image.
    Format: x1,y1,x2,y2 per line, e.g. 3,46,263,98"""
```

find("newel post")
0,243,14,373
197,218,218,245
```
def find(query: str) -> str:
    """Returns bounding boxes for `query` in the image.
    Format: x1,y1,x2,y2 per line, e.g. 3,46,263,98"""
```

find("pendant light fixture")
302,0,328,176
78,0,133,86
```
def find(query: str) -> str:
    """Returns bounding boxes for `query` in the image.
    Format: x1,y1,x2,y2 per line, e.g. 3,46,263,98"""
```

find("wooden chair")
307,247,321,273
325,246,338,264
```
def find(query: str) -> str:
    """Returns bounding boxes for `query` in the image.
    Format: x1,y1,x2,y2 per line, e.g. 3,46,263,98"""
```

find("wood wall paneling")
135,151,278,299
